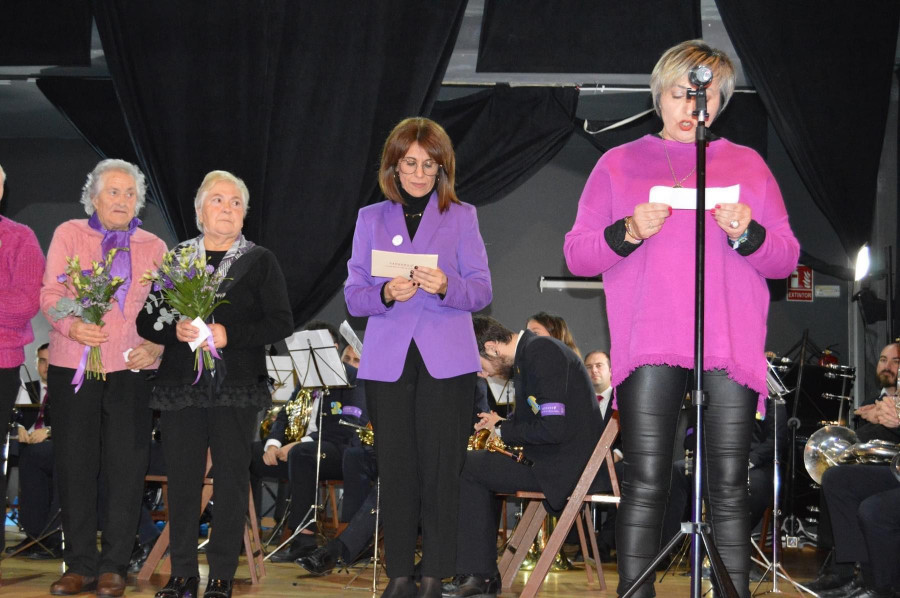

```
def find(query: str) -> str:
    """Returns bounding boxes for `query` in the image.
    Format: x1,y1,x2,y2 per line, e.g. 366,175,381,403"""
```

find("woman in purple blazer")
345,117,491,598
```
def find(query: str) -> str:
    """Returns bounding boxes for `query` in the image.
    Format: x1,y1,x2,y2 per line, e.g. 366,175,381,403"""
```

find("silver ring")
730,220,739,229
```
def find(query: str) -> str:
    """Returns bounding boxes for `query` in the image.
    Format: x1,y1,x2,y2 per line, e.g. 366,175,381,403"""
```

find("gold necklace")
663,140,696,188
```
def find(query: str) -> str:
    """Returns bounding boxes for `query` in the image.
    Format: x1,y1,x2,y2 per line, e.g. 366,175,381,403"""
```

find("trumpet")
468,428,533,467
339,419,374,446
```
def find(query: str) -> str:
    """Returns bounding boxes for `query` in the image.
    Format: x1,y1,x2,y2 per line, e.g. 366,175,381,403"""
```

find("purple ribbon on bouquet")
71,346,91,393
193,335,223,384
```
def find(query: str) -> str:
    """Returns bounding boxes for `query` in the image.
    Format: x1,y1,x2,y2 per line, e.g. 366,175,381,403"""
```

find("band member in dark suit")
7,343,61,558
257,321,367,562
444,316,613,598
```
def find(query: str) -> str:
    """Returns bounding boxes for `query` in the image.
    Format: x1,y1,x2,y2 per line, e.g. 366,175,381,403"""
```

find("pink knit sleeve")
564,157,629,276
40,224,75,338
742,172,800,279
0,225,44,328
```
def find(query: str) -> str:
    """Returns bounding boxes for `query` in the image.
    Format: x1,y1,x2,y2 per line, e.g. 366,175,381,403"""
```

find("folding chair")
497,415,620,597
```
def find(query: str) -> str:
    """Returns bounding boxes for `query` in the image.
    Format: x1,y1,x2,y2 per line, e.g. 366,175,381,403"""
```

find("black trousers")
822,464,900,590
0,367,20,551
616,366,757,598
17,439,59,539
341,445,377,523
365,342,476,578
159,404,257,579
48,365,152,576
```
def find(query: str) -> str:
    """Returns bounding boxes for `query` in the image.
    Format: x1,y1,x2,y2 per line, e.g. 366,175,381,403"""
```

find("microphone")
689,65,713,88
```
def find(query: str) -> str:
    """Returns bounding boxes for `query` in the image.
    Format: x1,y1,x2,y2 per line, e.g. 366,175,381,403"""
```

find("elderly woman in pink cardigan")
565,41,799,598
40,159,166,598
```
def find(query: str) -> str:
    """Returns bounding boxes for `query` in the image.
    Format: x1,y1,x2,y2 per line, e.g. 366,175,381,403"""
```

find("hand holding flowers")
49,249,129,389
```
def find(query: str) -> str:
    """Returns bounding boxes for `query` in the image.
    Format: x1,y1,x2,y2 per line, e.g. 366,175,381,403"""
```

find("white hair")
193,170,250,231
79,159,147,216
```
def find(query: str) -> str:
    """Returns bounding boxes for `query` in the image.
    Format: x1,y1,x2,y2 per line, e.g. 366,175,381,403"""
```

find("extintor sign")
787,265,813,302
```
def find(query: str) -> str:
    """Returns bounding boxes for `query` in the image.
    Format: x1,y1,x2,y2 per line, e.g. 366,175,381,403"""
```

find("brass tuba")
803,425,900,484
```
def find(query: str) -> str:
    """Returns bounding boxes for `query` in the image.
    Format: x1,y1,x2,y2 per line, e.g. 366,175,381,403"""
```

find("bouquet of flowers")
49,249,129,390
141,246,229,377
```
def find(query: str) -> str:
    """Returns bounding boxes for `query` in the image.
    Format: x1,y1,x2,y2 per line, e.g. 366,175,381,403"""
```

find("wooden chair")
138,451,266,584
497,415,620,597
320,479,347,537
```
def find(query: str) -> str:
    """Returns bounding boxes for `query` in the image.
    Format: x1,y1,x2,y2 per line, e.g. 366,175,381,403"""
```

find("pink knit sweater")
565,135,800,409
0,216,45,368
40,219,167,372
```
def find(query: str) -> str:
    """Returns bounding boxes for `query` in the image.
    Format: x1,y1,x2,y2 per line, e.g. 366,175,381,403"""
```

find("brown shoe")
49,572,98,595
97,572,127,597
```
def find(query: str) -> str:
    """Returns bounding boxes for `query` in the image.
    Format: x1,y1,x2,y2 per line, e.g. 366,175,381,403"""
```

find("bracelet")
730,229,749,250
624,216,643,241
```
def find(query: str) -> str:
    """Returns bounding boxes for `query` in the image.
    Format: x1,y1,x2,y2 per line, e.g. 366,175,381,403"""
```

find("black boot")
203,578,233,598
154,576,199,598
381,576,417,598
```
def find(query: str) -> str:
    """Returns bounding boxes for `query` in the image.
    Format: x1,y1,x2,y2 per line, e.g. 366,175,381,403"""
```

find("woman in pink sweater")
565,41,799,598
40,159,166,598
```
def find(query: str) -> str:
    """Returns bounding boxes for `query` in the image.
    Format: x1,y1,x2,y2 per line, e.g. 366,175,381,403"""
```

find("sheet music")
286,329,349,388
266,355,296,402
339,321,363,358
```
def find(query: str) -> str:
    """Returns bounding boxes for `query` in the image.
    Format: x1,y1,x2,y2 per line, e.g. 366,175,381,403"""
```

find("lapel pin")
392,235,402,246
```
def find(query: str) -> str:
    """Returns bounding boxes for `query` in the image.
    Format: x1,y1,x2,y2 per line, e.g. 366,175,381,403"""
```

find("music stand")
264,329,351,561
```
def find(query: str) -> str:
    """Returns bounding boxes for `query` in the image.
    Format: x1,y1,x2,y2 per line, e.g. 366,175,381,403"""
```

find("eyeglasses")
397,158,441,177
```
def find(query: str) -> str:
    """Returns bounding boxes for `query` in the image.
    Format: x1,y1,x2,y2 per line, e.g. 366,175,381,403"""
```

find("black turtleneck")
398,183,433,240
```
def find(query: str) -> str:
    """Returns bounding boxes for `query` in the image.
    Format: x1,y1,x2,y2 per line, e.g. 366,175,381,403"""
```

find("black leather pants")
615,366,757,598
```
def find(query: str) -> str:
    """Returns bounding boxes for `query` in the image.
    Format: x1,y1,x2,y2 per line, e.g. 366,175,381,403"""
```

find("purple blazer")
345,194,492,382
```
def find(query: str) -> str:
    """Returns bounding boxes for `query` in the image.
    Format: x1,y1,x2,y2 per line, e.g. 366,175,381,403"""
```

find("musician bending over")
442,316,617,598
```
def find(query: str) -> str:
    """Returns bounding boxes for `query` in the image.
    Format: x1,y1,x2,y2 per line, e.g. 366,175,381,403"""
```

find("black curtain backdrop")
478,0,699,73
36,77,138,165
91,1,467,327
430,86,579,206
716,0,900,257
0,0,92,66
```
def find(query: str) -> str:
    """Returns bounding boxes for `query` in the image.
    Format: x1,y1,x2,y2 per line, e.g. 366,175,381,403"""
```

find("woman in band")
564,40,799,598
40,159,166,597
345,117,492,598
526,311,581,357
137,171,293,598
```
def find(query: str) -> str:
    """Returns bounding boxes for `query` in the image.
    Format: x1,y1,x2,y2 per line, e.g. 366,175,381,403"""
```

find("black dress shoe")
442,573,500,597
155,575,199,598
847,587,896,598
269,537,317,563
296,545,338,576
203,578,233,598
5,538,39,556
805,571,856,592
29,541,63,560
381,576,417,598
129,539,157,573
819,575,863,598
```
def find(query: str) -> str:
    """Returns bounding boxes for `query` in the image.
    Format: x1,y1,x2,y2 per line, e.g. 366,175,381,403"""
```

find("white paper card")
371,250,438,278
649,184,740,210
188,317,213,351
266,355,296,402
339,320,363,358
122,348,140,372
286,329,349,388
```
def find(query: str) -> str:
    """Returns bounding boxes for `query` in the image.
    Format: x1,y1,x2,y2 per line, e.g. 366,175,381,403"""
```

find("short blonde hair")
650,39,736,118
193,170,250,231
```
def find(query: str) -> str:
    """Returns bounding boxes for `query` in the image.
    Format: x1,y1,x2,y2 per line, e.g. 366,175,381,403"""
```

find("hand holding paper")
371,249,438,278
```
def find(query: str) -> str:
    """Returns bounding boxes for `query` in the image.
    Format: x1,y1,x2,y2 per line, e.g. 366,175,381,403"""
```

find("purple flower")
163,277,175,289
57,273,67,283
152,282,161,292
187,267,197,280
205,264,215,274
82,269,93,277
81,296,91,306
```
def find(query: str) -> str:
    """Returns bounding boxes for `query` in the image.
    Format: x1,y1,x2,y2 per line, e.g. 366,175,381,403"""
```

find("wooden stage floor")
0,530,823,598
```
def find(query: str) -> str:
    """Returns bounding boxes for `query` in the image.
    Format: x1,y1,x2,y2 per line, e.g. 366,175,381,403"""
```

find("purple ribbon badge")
539,402,566,417
342,406,362,418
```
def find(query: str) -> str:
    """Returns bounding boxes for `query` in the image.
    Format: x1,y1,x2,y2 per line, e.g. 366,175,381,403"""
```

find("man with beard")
443,316,611,598
854,342,899,443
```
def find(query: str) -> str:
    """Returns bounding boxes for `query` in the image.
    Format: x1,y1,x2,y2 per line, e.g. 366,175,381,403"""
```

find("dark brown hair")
378,117,459,213
528,311,581,357
473,315,514,357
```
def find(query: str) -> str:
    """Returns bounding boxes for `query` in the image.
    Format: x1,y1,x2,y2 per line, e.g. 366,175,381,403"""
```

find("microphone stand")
622,69,739,598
